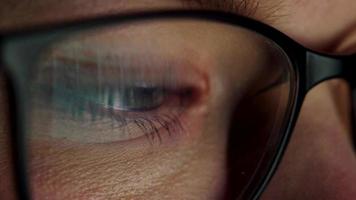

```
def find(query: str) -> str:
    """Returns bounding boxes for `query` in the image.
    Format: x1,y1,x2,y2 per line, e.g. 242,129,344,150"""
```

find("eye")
28,51,202,145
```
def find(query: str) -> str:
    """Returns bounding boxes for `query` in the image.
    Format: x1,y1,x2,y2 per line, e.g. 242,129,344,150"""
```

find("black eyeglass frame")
1,9,355,200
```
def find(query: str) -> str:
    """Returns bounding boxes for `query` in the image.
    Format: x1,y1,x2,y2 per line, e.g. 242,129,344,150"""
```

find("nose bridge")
261,77,356,200
306,52,356,149
305,81,356,199
321,142,356,199
299,129,356,199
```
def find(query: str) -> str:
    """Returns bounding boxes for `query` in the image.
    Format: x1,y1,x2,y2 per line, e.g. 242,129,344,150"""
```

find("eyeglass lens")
1,18,296,199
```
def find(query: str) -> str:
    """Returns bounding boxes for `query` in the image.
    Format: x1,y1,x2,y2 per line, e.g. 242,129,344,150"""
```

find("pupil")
112,86,164,111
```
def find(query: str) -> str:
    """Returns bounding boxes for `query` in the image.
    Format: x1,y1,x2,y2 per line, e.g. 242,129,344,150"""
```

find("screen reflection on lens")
14,18,296,199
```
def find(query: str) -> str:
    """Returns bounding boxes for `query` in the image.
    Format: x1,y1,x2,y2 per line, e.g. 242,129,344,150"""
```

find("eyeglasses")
0,10,355,200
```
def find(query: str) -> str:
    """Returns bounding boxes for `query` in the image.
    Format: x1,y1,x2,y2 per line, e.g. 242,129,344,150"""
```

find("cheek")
27,102,232,200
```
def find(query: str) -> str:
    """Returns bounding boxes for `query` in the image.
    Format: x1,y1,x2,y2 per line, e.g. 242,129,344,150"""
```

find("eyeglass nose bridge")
305,52,356,91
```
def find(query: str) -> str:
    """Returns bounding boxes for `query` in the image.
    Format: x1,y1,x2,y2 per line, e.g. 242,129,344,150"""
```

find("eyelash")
121,112,183,144
90,98,186,144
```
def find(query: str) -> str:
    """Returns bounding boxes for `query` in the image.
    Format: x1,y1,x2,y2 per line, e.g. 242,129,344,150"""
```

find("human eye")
29,41,206,145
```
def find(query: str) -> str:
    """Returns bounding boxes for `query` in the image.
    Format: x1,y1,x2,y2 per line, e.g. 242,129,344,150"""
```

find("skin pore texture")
0,0,355,200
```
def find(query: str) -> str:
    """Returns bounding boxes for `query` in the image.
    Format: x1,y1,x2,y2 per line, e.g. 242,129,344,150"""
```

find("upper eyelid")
37,52,210,95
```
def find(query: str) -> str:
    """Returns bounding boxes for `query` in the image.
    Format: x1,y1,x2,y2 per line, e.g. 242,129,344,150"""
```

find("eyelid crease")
182,0,288,24
182,0,260,16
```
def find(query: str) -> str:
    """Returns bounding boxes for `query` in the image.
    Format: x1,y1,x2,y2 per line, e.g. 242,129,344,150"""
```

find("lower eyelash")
107,109,185,145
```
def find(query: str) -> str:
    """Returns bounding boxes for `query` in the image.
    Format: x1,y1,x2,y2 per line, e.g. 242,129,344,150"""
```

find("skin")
0,0,355,199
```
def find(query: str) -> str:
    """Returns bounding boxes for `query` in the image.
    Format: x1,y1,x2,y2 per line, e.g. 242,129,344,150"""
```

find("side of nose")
261,80,356,200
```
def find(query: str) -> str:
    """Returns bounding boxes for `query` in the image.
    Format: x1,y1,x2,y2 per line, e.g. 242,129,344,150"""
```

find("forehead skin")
1,0,356,53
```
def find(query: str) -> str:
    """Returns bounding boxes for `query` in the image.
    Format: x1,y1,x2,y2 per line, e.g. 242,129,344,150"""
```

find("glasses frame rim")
1,9,354,200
